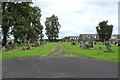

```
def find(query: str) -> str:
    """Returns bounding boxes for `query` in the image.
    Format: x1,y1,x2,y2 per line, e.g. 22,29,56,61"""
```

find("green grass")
61,42,119,63
1,42,57,60
1,42,119,63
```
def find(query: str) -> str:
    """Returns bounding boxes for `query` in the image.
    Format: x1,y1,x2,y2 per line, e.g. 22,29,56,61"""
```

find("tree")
11,2,33,41
2,2,15,46
96,20,113,52
11,3,43,48
2,2,43,50
45,15,61,42
31,7,43,43
63,36,70,39
2,2,33,46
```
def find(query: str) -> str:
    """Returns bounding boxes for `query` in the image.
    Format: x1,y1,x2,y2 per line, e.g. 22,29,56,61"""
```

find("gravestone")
118,43,120,46
11,45,15,49
84,45,90,49
98,47,102,50
80,43,82,47
14,43,18,49
110,45,112,47
72,42,76,45
89,42,93,48
8,41,12,44
22,46,26,50
94,42,97,45
98,42,102,45
5,43,10,51
115,42,117,45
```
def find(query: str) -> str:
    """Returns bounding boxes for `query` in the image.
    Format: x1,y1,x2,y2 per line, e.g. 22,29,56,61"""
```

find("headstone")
94,42,96,45
22,40,24,43
98,47,102,50
86,45,90,49
118,43,120,46
15,43,18,49
110,45,112,47
115,42,117,45
72,42,76,45
11,45,15,49
80,43,82,47
8,41,12,44
17,41,21,44
5,43,10,51
22,46,26,50
84,45,90,49
99,42,102,45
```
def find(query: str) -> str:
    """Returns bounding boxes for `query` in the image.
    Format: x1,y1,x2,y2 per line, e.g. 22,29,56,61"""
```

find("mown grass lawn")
1,42,119,63
1,42,57,60
61,42,119,63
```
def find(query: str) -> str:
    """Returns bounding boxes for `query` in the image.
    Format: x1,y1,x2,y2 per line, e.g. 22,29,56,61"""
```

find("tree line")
1,2,115,52
1,2,61,47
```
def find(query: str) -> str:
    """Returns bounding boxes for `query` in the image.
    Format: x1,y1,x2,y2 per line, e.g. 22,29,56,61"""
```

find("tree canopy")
45,14,61,42
96,20,113,42
2,2,43,46
96,20,113,52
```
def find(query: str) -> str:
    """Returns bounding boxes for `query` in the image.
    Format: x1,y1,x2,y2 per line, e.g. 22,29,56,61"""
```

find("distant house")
61,34,119,42
68,36,79,40
79,34,119,42
79,34,98,41
110,34,120,42
61,36,79,42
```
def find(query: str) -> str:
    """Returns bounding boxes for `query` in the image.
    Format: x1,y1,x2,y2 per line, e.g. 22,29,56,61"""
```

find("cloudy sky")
32,0,118,39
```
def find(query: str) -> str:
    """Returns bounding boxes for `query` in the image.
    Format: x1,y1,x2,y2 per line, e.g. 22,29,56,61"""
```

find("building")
79,34,119,42
68,36,79,40
79,34,98,41
110,34,120,42
61,34,119,42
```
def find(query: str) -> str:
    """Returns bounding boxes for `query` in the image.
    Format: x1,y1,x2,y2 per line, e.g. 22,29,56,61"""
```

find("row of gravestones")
72,41,119,50
3,42,18,51
79,41,120,45
3,40,48,51
22,40,48,50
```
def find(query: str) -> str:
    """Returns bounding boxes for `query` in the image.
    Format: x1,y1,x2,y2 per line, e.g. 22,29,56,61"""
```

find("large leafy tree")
31,7,43,40
45,15,61,42
12,5,43,40
2,2,33,46
11,3,43,48
63,36,70,39
2,2,43,49
2,2,15,46
96,20,113,52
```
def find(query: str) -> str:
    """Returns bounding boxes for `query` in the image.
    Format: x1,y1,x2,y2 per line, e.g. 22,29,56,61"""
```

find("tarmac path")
47,44,70,56
2,57,118,78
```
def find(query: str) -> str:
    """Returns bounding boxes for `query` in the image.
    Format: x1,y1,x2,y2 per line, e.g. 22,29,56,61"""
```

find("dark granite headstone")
98,47,102,50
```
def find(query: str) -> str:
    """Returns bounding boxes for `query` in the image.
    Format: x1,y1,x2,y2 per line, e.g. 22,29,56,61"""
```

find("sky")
32,0,118,39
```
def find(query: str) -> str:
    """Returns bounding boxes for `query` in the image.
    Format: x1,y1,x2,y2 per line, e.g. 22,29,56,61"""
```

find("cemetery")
1,1,119,78
0,2,119,63
1,37,119,63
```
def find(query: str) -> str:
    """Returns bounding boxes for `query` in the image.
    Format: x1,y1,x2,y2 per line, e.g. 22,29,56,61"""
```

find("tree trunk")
36,39,40,46
2,34,7,46
105,41,112,52
91,42,94,48
27,40,31,49
48,37,50,42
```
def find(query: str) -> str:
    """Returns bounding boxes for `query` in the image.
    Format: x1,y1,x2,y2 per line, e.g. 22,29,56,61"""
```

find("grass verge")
1,42,57,60
61,42,119,63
